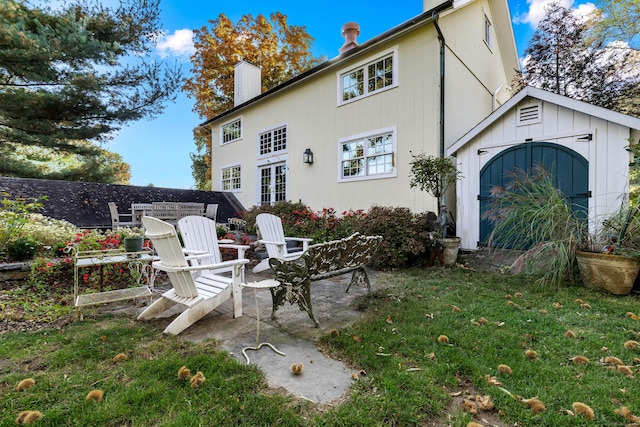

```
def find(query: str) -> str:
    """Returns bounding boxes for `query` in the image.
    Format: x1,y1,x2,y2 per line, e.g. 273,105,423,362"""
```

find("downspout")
432,11,448,236
432,11,445,160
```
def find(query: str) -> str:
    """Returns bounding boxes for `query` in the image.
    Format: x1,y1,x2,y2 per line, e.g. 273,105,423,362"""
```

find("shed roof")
447,86,640,156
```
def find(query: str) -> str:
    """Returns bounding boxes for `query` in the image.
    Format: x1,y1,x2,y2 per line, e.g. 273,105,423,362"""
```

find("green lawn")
3,267,640,426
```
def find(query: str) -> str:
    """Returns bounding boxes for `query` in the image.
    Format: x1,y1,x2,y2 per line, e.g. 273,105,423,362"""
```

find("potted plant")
483,165,640,293
409,153,463,266
120,227,145,257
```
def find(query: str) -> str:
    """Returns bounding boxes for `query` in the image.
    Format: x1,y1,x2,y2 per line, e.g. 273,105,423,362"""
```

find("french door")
259,163,287,205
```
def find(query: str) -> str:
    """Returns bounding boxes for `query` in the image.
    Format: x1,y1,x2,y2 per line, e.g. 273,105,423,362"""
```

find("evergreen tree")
0,0,182,181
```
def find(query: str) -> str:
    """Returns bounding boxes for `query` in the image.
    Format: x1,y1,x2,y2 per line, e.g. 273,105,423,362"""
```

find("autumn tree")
589,0,640,50
0,0,183,182
521,2,639,116
184,12,320,189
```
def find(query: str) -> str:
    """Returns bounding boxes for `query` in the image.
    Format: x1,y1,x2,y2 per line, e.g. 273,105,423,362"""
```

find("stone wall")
0,177,245,229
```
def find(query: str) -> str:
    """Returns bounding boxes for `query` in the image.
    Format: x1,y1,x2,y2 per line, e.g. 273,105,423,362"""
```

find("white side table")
241,279,286,364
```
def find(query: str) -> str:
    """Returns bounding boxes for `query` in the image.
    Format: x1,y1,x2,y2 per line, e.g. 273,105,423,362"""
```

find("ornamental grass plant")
483,166,640,289
482,166,588,289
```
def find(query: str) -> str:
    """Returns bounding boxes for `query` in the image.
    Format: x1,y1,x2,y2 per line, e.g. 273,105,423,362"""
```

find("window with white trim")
259,125,287,156
221,118,242,144
483,14,492,49
221,165,241,191
339,128,396,181
340,52,395,103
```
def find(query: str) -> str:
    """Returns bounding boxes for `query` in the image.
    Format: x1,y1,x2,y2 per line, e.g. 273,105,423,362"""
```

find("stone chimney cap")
339,22,360,54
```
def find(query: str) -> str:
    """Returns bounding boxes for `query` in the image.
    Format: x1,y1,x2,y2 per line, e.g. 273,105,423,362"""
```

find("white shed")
447,86,640,251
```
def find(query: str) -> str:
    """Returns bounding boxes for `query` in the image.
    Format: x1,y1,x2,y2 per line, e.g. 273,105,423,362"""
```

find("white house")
447,86,640,250
199,0,519,218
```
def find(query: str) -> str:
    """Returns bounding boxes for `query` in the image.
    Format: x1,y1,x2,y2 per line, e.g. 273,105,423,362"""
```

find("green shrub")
29,257,75,291
243,201,309,235
353,206,438,269
21,213,78,257
7,236,38,260
243,201,443,270
0,194,46,258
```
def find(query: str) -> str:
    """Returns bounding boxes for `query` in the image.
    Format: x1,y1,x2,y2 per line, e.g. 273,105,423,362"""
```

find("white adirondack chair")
253,213,312,273
138,216,248,335
177,215,248,280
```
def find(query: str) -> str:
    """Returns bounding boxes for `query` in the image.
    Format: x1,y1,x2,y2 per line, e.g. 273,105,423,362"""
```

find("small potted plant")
409,153,463,265
119,227,145,257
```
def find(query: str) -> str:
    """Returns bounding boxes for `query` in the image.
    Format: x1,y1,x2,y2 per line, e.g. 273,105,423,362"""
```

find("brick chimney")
234,60,261,107
339,22,360,54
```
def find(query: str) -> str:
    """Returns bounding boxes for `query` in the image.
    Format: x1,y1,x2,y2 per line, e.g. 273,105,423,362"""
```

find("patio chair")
137,216,248,335
253,213,312,273
108,202,138,229
204,204,218,221
177,215,249,280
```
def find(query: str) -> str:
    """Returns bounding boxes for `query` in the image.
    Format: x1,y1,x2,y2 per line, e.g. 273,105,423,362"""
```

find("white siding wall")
209,1,518,217
455,97,633,250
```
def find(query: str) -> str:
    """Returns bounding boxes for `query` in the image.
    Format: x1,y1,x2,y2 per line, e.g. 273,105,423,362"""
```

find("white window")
221,165,241,191
221,118,242,145
258,125,287,156
339,127,397,182
339,51,397,104
483,14,492,49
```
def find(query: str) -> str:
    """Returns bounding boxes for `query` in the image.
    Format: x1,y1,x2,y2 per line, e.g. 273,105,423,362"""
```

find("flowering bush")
30,228,153,293
242,201,440,269
0,193,79,261
29,256,75,291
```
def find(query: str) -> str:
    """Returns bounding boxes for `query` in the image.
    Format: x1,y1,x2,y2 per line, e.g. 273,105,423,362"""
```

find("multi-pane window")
259,164,286,205
221,165,241,191
341,53,394,102
259,126,287,156
483,14,492,49
221,118,241,144
340,130,395,180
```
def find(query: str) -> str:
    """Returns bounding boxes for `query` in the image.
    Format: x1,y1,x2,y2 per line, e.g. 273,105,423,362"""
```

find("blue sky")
108,0,597,189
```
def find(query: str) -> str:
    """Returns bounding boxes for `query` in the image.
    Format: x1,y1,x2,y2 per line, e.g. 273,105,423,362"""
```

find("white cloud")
513,0,596,27
156,29,195,59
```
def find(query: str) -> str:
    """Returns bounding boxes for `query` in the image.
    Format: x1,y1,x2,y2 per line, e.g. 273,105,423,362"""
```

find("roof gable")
447,86,640,156
201,0,518,128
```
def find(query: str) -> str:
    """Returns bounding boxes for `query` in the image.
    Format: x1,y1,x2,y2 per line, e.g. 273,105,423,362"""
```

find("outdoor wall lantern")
303,148,314,164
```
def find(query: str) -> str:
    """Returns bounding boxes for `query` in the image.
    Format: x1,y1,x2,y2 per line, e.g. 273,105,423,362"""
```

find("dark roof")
199,0,453,128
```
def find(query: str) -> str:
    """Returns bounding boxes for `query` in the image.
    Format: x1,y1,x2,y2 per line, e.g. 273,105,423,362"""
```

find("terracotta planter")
575,250,640,295
441,237,461,266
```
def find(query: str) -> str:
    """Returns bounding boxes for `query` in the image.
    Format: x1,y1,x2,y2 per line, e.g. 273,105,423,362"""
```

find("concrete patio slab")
132,269,377,404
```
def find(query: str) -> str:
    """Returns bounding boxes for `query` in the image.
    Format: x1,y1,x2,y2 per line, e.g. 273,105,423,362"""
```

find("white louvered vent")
517,104,542,126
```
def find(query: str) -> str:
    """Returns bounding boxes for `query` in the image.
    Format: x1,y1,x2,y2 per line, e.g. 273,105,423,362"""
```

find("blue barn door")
478,142,589,246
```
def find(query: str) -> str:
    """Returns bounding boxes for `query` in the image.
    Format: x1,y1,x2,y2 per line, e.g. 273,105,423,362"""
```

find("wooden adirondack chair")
138,216,248,335
108,202,139,229
253,213,312,273
177,215,248,280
